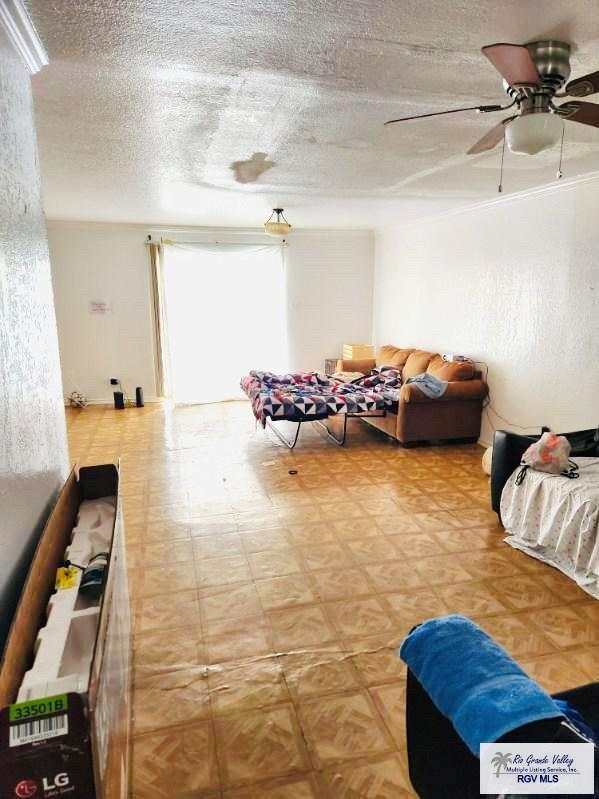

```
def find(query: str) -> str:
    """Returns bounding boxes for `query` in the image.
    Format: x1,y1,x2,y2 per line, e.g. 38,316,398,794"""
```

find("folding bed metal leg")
314,414,348,446
265,410,385,449
265,418,302,449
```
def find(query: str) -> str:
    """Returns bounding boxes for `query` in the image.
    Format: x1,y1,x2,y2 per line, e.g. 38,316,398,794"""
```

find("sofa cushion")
427,355,474,382
402,350,436,380
376,345,414,368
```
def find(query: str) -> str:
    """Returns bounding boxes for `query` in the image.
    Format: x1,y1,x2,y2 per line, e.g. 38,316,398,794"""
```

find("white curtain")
161,242,288,404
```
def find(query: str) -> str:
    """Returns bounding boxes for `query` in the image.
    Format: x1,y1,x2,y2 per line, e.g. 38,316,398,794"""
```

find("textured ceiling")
27,0,599,227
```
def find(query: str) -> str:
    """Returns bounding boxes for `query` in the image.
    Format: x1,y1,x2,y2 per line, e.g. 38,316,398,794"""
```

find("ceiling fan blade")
466,116,516,155
384,103,503,126
481,43,540,86
566,70,599,98
558,100,599,128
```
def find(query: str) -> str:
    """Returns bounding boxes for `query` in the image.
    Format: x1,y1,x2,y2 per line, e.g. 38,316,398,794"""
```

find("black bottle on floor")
113,391,125,410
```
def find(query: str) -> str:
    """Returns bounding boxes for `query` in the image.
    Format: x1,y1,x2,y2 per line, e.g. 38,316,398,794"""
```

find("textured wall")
0,28,69,654
373,178,599,446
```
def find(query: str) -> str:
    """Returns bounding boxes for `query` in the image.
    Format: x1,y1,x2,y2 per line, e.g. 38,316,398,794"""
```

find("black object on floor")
113,391,125,410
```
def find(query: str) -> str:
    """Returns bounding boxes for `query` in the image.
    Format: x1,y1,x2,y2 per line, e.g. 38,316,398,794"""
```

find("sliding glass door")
161,242,288,404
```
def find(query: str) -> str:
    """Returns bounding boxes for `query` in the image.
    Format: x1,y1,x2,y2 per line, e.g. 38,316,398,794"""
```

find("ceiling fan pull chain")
556,125,565,179
498,130,506,193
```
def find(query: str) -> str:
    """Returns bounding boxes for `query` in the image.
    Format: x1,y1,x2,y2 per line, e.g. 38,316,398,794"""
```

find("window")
161,242,288,404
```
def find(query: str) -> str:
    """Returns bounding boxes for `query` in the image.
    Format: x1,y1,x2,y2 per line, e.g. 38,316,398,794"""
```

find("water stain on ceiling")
26,0,599,226
230,152,274,184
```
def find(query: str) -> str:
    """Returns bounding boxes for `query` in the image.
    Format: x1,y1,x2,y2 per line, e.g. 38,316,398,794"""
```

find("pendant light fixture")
264,208,291,237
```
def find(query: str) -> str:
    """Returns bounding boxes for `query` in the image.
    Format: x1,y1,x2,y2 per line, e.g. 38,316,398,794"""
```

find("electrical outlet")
110,378,119,385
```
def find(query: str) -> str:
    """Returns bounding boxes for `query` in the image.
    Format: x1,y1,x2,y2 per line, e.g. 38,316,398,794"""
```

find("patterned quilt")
240,369,401,425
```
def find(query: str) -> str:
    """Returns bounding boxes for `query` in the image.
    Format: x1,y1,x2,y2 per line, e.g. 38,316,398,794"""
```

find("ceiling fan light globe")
505,113,564,155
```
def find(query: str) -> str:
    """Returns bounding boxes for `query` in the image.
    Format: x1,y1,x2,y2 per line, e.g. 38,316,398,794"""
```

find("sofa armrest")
399,379,488,404
490,430,537,518
335,358,376,373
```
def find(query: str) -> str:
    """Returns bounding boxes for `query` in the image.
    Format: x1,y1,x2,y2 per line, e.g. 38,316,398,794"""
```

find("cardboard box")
0,464,131,799
342,344,374,360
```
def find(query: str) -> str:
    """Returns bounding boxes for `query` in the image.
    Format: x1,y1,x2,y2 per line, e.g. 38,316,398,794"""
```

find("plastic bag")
515,431,579,485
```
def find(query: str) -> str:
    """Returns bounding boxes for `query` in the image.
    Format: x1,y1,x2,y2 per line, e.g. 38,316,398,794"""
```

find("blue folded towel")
399,615,564,755
405,372,448,398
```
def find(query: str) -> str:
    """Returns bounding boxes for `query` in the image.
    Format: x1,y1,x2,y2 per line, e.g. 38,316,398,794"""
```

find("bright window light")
162,243,288,404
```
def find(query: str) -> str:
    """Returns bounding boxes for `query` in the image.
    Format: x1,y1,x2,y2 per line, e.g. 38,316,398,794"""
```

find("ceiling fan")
385,40,599,156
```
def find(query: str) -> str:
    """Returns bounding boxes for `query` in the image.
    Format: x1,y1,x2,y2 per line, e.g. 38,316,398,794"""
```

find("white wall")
373,177,599,446
48,221,158,402
286,230,374,372
48,222,374,401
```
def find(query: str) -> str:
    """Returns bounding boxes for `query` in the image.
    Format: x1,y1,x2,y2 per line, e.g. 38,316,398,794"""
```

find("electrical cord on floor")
485,402,540,433
468,360,598,447
473,360,543,435
115,380,137,408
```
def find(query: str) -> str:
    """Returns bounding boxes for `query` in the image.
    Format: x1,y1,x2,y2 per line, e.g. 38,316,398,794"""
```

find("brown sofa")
336,344,488,445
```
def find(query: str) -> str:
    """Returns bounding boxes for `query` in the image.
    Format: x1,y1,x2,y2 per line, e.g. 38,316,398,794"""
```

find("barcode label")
9,713,68,747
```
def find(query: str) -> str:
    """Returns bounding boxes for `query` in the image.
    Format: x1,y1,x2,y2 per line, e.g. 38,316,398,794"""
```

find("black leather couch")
491,427,599,523
407,668,599,798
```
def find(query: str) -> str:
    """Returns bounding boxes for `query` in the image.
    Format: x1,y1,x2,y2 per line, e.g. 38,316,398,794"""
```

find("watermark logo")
481,743,594,794
492,751,513,777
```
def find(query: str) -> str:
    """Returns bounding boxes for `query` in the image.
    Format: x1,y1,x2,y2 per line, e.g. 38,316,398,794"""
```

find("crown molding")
145,225,373,241
376,168,599,232
0,0,48,74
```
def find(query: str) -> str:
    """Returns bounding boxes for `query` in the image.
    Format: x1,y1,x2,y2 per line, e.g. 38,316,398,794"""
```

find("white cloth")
331,371,364,383
71,497,116,556
501,457,599,598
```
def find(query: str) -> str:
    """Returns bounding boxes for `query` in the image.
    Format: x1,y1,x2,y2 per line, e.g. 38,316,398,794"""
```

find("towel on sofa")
405,372,448,398
399,615,564,755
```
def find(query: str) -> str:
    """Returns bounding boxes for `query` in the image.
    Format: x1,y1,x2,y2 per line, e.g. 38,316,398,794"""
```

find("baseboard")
64,396,161,407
